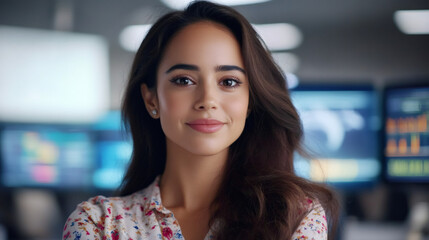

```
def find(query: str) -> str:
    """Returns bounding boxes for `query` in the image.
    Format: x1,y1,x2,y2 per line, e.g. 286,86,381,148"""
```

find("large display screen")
0,126,94,188
92,111,132,190
384,86,429,182
0,112,133,190
0,26,109,124
291,86,381,186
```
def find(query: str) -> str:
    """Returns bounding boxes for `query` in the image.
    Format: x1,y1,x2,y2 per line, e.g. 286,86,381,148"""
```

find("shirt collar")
142,176,173,216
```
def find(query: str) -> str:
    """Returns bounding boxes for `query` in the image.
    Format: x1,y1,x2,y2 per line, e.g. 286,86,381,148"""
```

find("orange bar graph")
386,114,428,134
386,139,397,155
410,134,420,155
398,138,407,154
418,114,427,132
387,136,422,156
386,118,396,134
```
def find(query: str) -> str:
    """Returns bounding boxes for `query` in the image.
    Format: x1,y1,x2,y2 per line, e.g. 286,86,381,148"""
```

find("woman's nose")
193,82,218,111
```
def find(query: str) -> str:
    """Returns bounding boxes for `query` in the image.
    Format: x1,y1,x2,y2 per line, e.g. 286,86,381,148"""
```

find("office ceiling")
1,1,427,37
1,0,428,107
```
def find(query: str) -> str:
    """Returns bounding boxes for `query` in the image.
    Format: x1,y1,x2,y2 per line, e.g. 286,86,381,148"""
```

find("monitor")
0,125,94,188
384,85,429,183
291,86,381,187
92,111,132,190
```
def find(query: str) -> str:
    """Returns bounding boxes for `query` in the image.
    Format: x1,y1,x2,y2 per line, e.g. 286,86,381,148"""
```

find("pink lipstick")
186,119,225,133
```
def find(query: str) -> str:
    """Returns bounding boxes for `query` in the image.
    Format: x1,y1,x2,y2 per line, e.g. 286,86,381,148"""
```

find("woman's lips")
186,119,225,133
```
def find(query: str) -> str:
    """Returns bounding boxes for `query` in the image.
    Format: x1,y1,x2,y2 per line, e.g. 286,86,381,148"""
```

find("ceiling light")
285,73,299,89
119,24,152,52
271,52,300,89
253,23,302,51
394,10,429,34
161,0,270,10
271,52,300,73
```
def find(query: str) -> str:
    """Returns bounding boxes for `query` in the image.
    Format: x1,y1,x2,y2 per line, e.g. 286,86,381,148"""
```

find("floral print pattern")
63,177,327,240
292,199,328,240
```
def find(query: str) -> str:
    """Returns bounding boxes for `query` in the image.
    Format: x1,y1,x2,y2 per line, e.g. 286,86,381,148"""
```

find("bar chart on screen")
384,85,429,182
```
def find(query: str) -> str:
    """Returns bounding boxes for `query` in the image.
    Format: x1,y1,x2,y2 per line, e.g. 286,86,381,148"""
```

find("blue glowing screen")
291,88,381,186
384,86,429,182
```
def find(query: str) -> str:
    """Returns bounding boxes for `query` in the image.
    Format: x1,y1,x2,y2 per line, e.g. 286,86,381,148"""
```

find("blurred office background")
0,0,429,239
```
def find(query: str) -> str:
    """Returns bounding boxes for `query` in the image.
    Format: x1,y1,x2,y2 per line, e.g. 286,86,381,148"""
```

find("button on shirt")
63,177,328,240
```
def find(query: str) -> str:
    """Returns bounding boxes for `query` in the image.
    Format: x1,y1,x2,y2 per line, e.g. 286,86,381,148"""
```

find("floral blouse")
63,177,328,240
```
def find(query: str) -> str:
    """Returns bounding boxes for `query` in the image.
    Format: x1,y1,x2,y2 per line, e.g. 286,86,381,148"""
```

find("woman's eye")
220,78,240,88
171,77,194,86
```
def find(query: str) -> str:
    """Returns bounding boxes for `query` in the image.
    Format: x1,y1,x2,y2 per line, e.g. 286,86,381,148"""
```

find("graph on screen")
385,86,429,182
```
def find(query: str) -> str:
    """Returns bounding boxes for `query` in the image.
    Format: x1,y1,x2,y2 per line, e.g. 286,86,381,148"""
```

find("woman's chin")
184,145,229,158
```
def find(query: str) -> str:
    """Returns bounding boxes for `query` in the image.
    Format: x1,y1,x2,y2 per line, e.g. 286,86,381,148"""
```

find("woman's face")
147,21,249,156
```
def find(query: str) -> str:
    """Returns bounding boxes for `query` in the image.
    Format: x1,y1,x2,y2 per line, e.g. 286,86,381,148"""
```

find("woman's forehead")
158,21,244,70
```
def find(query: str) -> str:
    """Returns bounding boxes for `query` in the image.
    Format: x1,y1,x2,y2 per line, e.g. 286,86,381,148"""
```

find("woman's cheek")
227,99,249,127
159,91,189,116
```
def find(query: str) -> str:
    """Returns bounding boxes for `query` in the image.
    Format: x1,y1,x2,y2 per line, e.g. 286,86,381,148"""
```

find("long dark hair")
120,1,338,239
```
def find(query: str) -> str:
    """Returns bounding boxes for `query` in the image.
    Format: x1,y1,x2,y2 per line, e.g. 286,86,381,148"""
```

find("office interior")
0,0,429,239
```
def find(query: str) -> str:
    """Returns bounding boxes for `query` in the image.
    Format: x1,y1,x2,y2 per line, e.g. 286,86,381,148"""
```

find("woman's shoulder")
63,180,160,239
74,192,143,216
291,199,328,240
70,177,161,217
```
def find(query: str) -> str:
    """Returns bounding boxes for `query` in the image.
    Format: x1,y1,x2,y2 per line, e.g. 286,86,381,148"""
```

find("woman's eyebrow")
165,64,199,73
165,64,246,74
216,65,246,74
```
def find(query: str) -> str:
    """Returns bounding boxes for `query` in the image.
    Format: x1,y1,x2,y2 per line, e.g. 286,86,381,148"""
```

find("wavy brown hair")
120,1,339,239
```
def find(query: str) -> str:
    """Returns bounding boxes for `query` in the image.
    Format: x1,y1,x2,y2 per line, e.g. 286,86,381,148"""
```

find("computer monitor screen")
92,111,132,190
291,86,381,186
0,125,94,188
384,85,429,182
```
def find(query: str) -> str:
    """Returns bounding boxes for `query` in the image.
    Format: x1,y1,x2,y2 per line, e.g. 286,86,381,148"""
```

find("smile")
186,119,225,133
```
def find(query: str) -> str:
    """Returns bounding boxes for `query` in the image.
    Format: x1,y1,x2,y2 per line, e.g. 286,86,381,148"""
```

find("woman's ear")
140,84,159,119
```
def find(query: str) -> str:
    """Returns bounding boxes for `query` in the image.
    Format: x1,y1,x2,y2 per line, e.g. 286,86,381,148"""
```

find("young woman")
63,1,339,240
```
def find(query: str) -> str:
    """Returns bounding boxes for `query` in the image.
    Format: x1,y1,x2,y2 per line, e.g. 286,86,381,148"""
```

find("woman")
63,1,338,239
